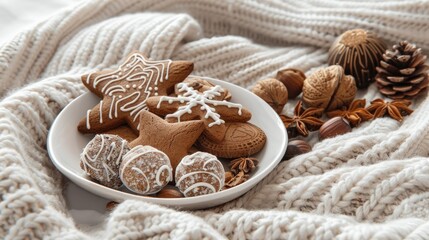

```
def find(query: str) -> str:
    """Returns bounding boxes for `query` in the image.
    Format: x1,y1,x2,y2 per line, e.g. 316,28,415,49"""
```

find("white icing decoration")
99,100,103,123
86,110,91,129
131,166,150,193
106,142,116,160
86,53,172,126
176,170,222,191
157,83,243,127
156,165,173,186
183,182,216,196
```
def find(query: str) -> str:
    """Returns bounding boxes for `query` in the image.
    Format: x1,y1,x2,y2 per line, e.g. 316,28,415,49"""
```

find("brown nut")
156,186,184,198
225,171,234,182
252,78,288,113
276,68,306,99
319,117,351,140
283,140,312,160
329,29,386,89
302,65,356,111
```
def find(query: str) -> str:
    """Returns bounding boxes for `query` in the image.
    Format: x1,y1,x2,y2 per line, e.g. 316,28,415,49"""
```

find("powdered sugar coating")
120,145,173,195
80,134,129,189
175,152,225,197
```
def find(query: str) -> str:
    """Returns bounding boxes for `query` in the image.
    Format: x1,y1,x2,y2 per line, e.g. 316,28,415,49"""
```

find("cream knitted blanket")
2,0,429,239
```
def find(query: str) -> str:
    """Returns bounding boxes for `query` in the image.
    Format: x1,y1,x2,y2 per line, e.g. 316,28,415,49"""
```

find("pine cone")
375,41,429,99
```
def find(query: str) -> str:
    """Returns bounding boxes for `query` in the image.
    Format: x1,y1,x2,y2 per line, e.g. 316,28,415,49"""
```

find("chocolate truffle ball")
175,152,225,197
120,145,173,195
80,134,129,188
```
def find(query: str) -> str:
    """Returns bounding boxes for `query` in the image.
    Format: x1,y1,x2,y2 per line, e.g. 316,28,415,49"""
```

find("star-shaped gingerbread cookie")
129,110,204,171
146,81,251,142
77,51,193,134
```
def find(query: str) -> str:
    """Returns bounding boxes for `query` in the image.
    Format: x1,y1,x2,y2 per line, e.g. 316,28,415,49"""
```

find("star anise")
326,99,373,127
224,171,249,189
280,101,324,137
367,98,413,122
229,157,258,174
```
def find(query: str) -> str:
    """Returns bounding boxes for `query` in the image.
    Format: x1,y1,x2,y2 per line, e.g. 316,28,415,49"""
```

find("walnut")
302,66,356,111
252,78,288,113
276,68,306,99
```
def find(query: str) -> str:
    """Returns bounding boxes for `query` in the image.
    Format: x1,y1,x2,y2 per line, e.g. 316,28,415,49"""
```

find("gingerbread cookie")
120,145,173,195
129,110,204,172
146,82,251,142
181,77,232,100
77,51,193,134
103,125,138,142
175,152,225,197
80,134,129,188
196,122,266,158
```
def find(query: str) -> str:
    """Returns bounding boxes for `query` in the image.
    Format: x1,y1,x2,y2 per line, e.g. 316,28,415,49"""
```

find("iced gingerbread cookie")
130,110,204,172
196,122,266,158
80,134,129,188
146,81,252,142
120,145,173,195
77,51,193,134
175,152,225,197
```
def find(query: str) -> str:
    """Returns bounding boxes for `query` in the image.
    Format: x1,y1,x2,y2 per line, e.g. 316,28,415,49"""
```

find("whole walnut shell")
302,65,356,111
252,78,288,113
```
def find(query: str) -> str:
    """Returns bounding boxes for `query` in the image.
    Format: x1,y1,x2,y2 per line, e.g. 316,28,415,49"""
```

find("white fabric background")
0,0,80,45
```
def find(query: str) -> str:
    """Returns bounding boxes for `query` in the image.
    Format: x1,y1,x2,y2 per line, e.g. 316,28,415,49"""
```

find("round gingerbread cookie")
175,152,225,197
196,122,266,158
80,134,129,189
120,145,173,195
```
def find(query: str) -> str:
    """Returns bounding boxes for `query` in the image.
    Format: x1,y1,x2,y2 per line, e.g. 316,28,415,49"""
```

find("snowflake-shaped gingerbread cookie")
146,80,251,142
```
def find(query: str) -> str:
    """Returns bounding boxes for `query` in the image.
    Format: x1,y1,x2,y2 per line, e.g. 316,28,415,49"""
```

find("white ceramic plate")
47,77,287,210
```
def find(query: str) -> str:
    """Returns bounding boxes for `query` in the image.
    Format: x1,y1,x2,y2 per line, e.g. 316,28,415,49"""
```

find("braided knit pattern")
1,0,429,239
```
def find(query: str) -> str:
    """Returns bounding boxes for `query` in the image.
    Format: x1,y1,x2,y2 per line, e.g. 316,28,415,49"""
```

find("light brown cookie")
196,122,266,158
120,145,173,195
102,125,138,142
80,134,130,188
77,51,193,134
129,110,204,172
175,152,225,197
182,77,232,100
146,81,251,143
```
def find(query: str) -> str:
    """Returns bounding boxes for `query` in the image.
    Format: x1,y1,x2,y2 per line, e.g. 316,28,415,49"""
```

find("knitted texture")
1,0,429,239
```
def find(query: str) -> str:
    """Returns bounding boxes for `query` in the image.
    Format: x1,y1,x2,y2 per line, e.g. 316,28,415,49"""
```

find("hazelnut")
106,201,119,211
329,29,386,89
302,65,357,111
319,117,351,140
276,68,306,99
283,140,311,160
156,186,184,198
252,78,288,113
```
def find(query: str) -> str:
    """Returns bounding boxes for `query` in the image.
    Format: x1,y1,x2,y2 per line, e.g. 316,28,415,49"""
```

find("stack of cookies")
77,52,266,198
